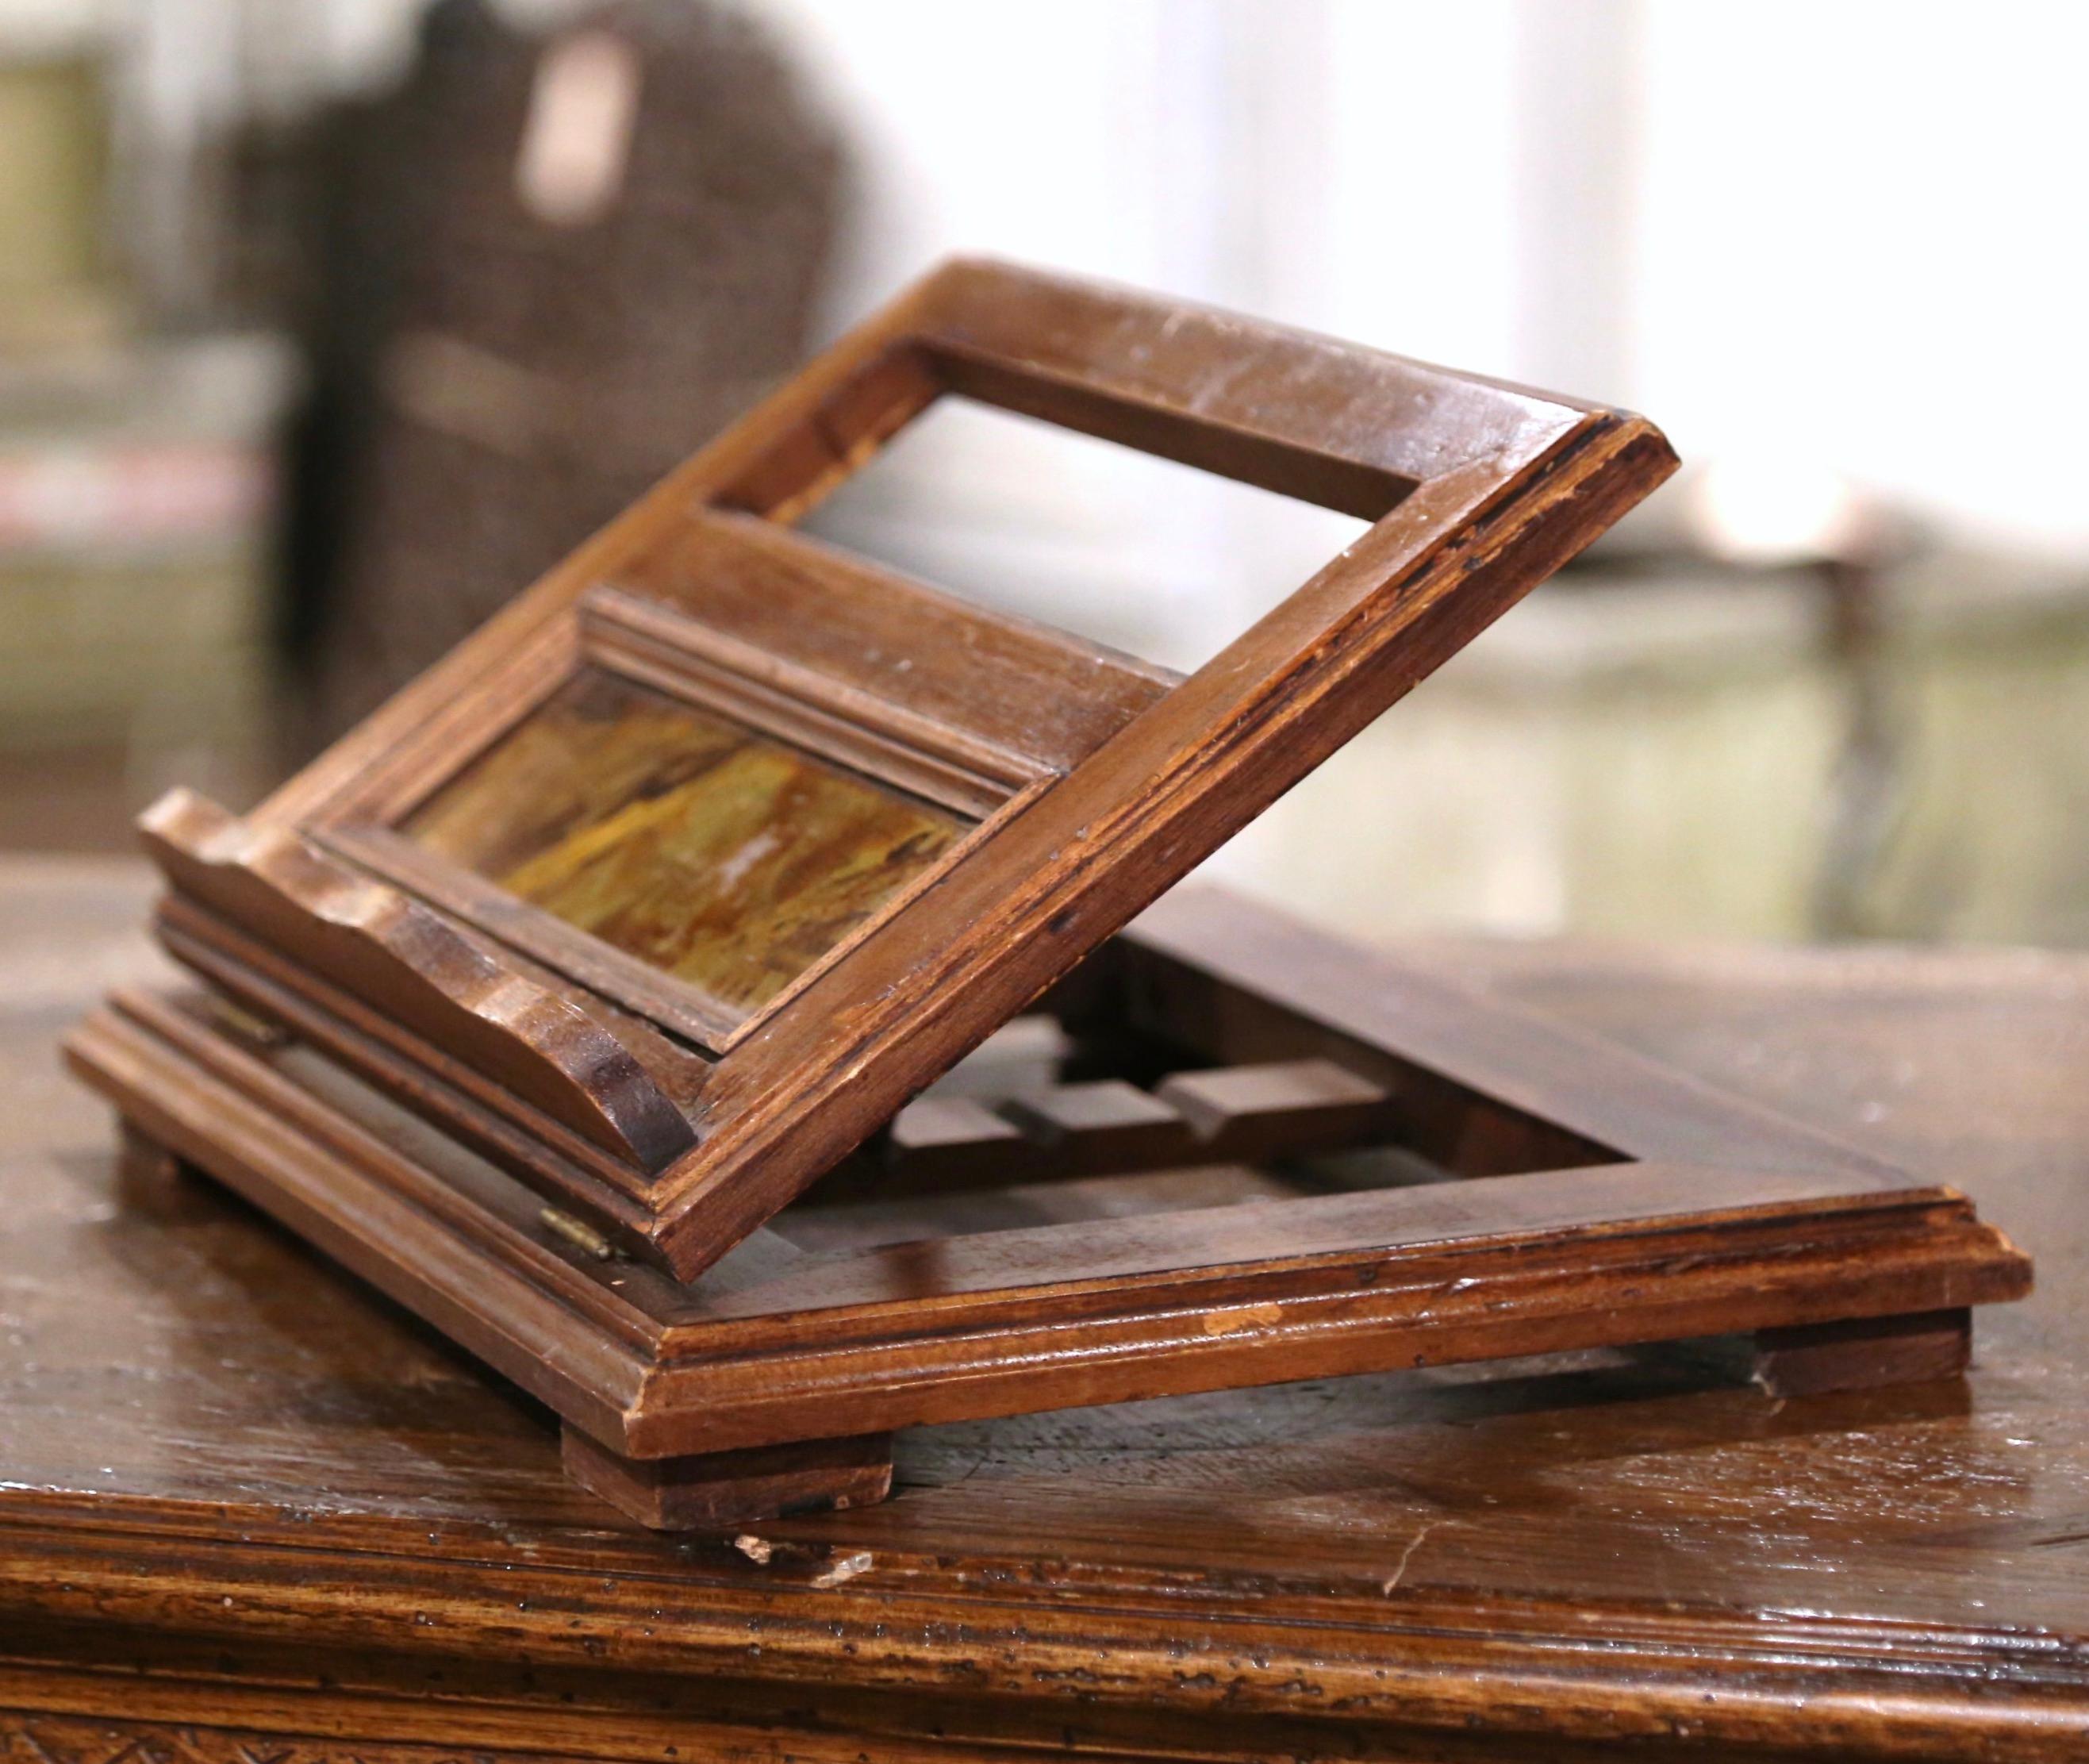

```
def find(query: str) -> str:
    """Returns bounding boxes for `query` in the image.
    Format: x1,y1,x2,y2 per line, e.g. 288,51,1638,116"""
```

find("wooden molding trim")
138,790,696,1175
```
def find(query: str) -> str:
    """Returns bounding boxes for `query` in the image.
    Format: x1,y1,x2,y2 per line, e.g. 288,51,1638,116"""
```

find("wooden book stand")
67,261,2029,1528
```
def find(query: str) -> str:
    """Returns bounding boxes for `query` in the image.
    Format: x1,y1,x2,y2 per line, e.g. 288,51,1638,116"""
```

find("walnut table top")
2,857,2085,1763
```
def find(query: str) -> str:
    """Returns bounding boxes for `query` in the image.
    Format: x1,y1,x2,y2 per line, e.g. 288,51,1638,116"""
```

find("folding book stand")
67,261,2029,1528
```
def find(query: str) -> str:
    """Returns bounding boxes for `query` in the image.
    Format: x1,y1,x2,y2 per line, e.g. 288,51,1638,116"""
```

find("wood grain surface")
202,260,1679,1278
8,858,2089,1760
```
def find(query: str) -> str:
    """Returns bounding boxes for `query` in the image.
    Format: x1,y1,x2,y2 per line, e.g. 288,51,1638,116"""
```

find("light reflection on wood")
401,669,965,1017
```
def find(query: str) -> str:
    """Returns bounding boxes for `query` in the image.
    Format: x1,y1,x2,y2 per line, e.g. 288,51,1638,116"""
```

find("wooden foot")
563,1426,894,1531
1753,1307,1971,1398
113,1120,219,1221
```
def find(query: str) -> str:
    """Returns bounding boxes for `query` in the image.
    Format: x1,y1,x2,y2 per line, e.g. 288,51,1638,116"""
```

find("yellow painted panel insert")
402,669,964,1017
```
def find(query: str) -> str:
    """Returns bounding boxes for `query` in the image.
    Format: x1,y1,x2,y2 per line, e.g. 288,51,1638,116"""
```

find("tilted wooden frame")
119,258,1681,1282
66,259,2029,1532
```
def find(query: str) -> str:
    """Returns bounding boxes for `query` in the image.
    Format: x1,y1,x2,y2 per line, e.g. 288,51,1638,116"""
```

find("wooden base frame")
66,888,2029,1531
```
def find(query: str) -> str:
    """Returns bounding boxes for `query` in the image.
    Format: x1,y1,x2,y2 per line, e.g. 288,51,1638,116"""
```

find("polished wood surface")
76,264,1778,1531
70,880,2026,1503
11,858,2089,1760
140,260,1679,1278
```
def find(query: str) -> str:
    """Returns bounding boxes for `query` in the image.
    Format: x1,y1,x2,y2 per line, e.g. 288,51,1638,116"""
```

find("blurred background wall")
0,0,2083,949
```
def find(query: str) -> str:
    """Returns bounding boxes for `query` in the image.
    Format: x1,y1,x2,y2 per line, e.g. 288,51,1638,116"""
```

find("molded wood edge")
63,990,2029,1462
62,1000,652,1438
137,789,697,1174
0,1521,2081,1759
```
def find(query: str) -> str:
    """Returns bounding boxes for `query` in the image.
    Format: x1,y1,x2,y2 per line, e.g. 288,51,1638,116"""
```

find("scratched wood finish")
10,861,2089,1762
